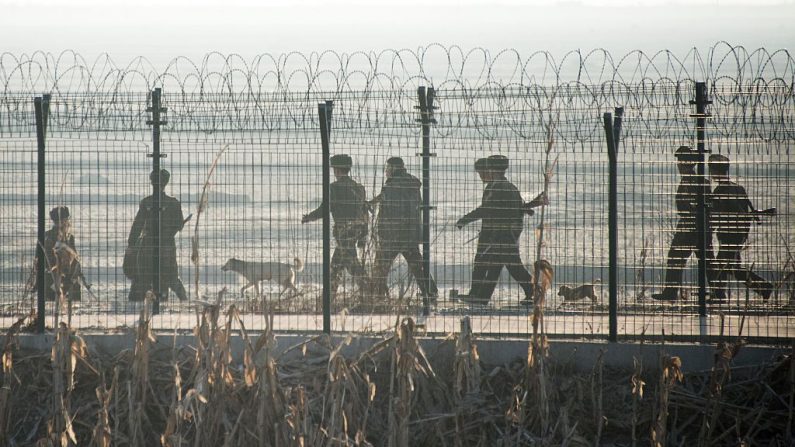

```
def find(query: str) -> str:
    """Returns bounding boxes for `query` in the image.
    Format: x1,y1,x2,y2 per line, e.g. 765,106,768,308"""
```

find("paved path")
7,310,793,341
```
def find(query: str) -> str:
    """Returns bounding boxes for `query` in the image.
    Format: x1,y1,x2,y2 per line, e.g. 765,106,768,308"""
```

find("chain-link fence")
1,45,793,342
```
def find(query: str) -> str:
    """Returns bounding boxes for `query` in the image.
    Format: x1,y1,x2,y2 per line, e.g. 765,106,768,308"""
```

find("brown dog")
558,279,601,305
221,257,303,298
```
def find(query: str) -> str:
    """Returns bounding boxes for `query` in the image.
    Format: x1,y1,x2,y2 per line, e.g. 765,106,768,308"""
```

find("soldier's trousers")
660,226,719,292
128,242,187,301
372,240,438,298
330,239,367,298
468,237,534,301
711,232,773,299
44,275,82,302
129,276,187,302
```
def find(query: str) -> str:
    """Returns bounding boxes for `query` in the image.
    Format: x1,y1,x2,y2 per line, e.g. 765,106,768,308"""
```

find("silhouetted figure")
302,154,369,298
652,146,718,301
454,155,535,305
708,154,775,301
33,206,82,301
370,157,438,301
126,169,188,302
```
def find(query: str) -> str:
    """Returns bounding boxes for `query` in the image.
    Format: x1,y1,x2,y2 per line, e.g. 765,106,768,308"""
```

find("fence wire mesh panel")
0,45,793,342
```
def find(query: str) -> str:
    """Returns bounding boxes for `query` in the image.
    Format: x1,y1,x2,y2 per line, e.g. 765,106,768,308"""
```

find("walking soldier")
126,169,188,302
454,155,536,305
370,157,438,301
302,154,370,299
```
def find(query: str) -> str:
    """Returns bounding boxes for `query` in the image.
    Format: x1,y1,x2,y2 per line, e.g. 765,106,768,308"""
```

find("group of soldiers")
301,153,547,305
31,146,775,307
651,146,775,302
33,168,188,303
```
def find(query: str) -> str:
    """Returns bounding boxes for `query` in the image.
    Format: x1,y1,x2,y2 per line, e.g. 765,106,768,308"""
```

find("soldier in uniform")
370,157,438,300
302,154,369,298
455,155,535,304
126,169,188,302
33,206,83,301
651,146,718,301
708,153,774,301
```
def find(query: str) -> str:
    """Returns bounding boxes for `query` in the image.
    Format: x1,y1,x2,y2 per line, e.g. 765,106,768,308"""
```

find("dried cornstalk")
45,322,83,446
591,349,605,446
454,317,480,401
630,355,645,447
129,293,156,446
651,354,683,447
453,317,484,445
191,144,229,302
699,339,744,445
253,308,288,447
91,371,116,447
387,318,434,447
0,315,27,446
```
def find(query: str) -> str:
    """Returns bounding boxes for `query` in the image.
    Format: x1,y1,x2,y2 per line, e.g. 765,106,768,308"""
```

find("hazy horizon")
2,0,792,67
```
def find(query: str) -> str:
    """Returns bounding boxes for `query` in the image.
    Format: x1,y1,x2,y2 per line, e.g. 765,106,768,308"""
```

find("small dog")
558,279,601,305
221,257,304,299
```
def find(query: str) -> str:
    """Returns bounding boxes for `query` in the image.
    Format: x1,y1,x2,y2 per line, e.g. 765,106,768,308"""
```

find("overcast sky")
2,0,793,65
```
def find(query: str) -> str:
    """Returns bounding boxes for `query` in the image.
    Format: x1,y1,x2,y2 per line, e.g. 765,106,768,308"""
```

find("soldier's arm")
157,199,184,238
128,203,147,246
302,203,324,223
525,191,548,209
457,188,493,228
172,199,186,234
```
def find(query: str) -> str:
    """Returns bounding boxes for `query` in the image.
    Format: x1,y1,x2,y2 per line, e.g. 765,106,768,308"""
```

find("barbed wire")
0,43,793,142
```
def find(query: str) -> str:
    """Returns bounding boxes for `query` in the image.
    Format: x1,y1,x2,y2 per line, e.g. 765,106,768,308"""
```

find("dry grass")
0,307,791,446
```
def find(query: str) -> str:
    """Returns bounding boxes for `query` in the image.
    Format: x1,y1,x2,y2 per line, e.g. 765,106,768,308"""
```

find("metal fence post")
146,88,167,315
318,101,332,334
690,82,711,318
34,95,50,333
417,87,436,316
603,111,618,342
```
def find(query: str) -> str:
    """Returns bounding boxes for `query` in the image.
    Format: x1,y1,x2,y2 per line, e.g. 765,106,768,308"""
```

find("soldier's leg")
653,230,695,300
504,252,534,300
476,258,503,302
723,235,773,300
168,277,188,301
68,280,82,302
401,245,438,297
465,242,492,299
329,246,346,301
373,244,400,298
340,242,367,290
709,239,733,300
128,280,150,302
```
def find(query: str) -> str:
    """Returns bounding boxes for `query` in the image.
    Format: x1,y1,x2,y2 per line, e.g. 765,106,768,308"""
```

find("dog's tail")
294,257,304,272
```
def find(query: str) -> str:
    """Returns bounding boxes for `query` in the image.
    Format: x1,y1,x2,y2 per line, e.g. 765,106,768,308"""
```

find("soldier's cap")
330,154,352,169
474,157,491,172
50,206,70,222
385,156,405,169
487,154,509,172
708,153,730,174
674,145,699,163
150,169,171,185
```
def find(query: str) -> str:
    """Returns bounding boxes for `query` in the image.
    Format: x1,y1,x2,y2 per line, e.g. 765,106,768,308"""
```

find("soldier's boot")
172,280,188,301
519,283,535,306
650,288,678,302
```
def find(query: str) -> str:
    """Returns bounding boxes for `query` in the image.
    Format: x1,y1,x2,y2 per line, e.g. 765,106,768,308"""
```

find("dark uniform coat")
127,192,186,301
372,170,437,298
375,170,422,243
38,227,82,301
659,173,718,291
459,176,534,301
304,175,369,297
709,179,772,299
